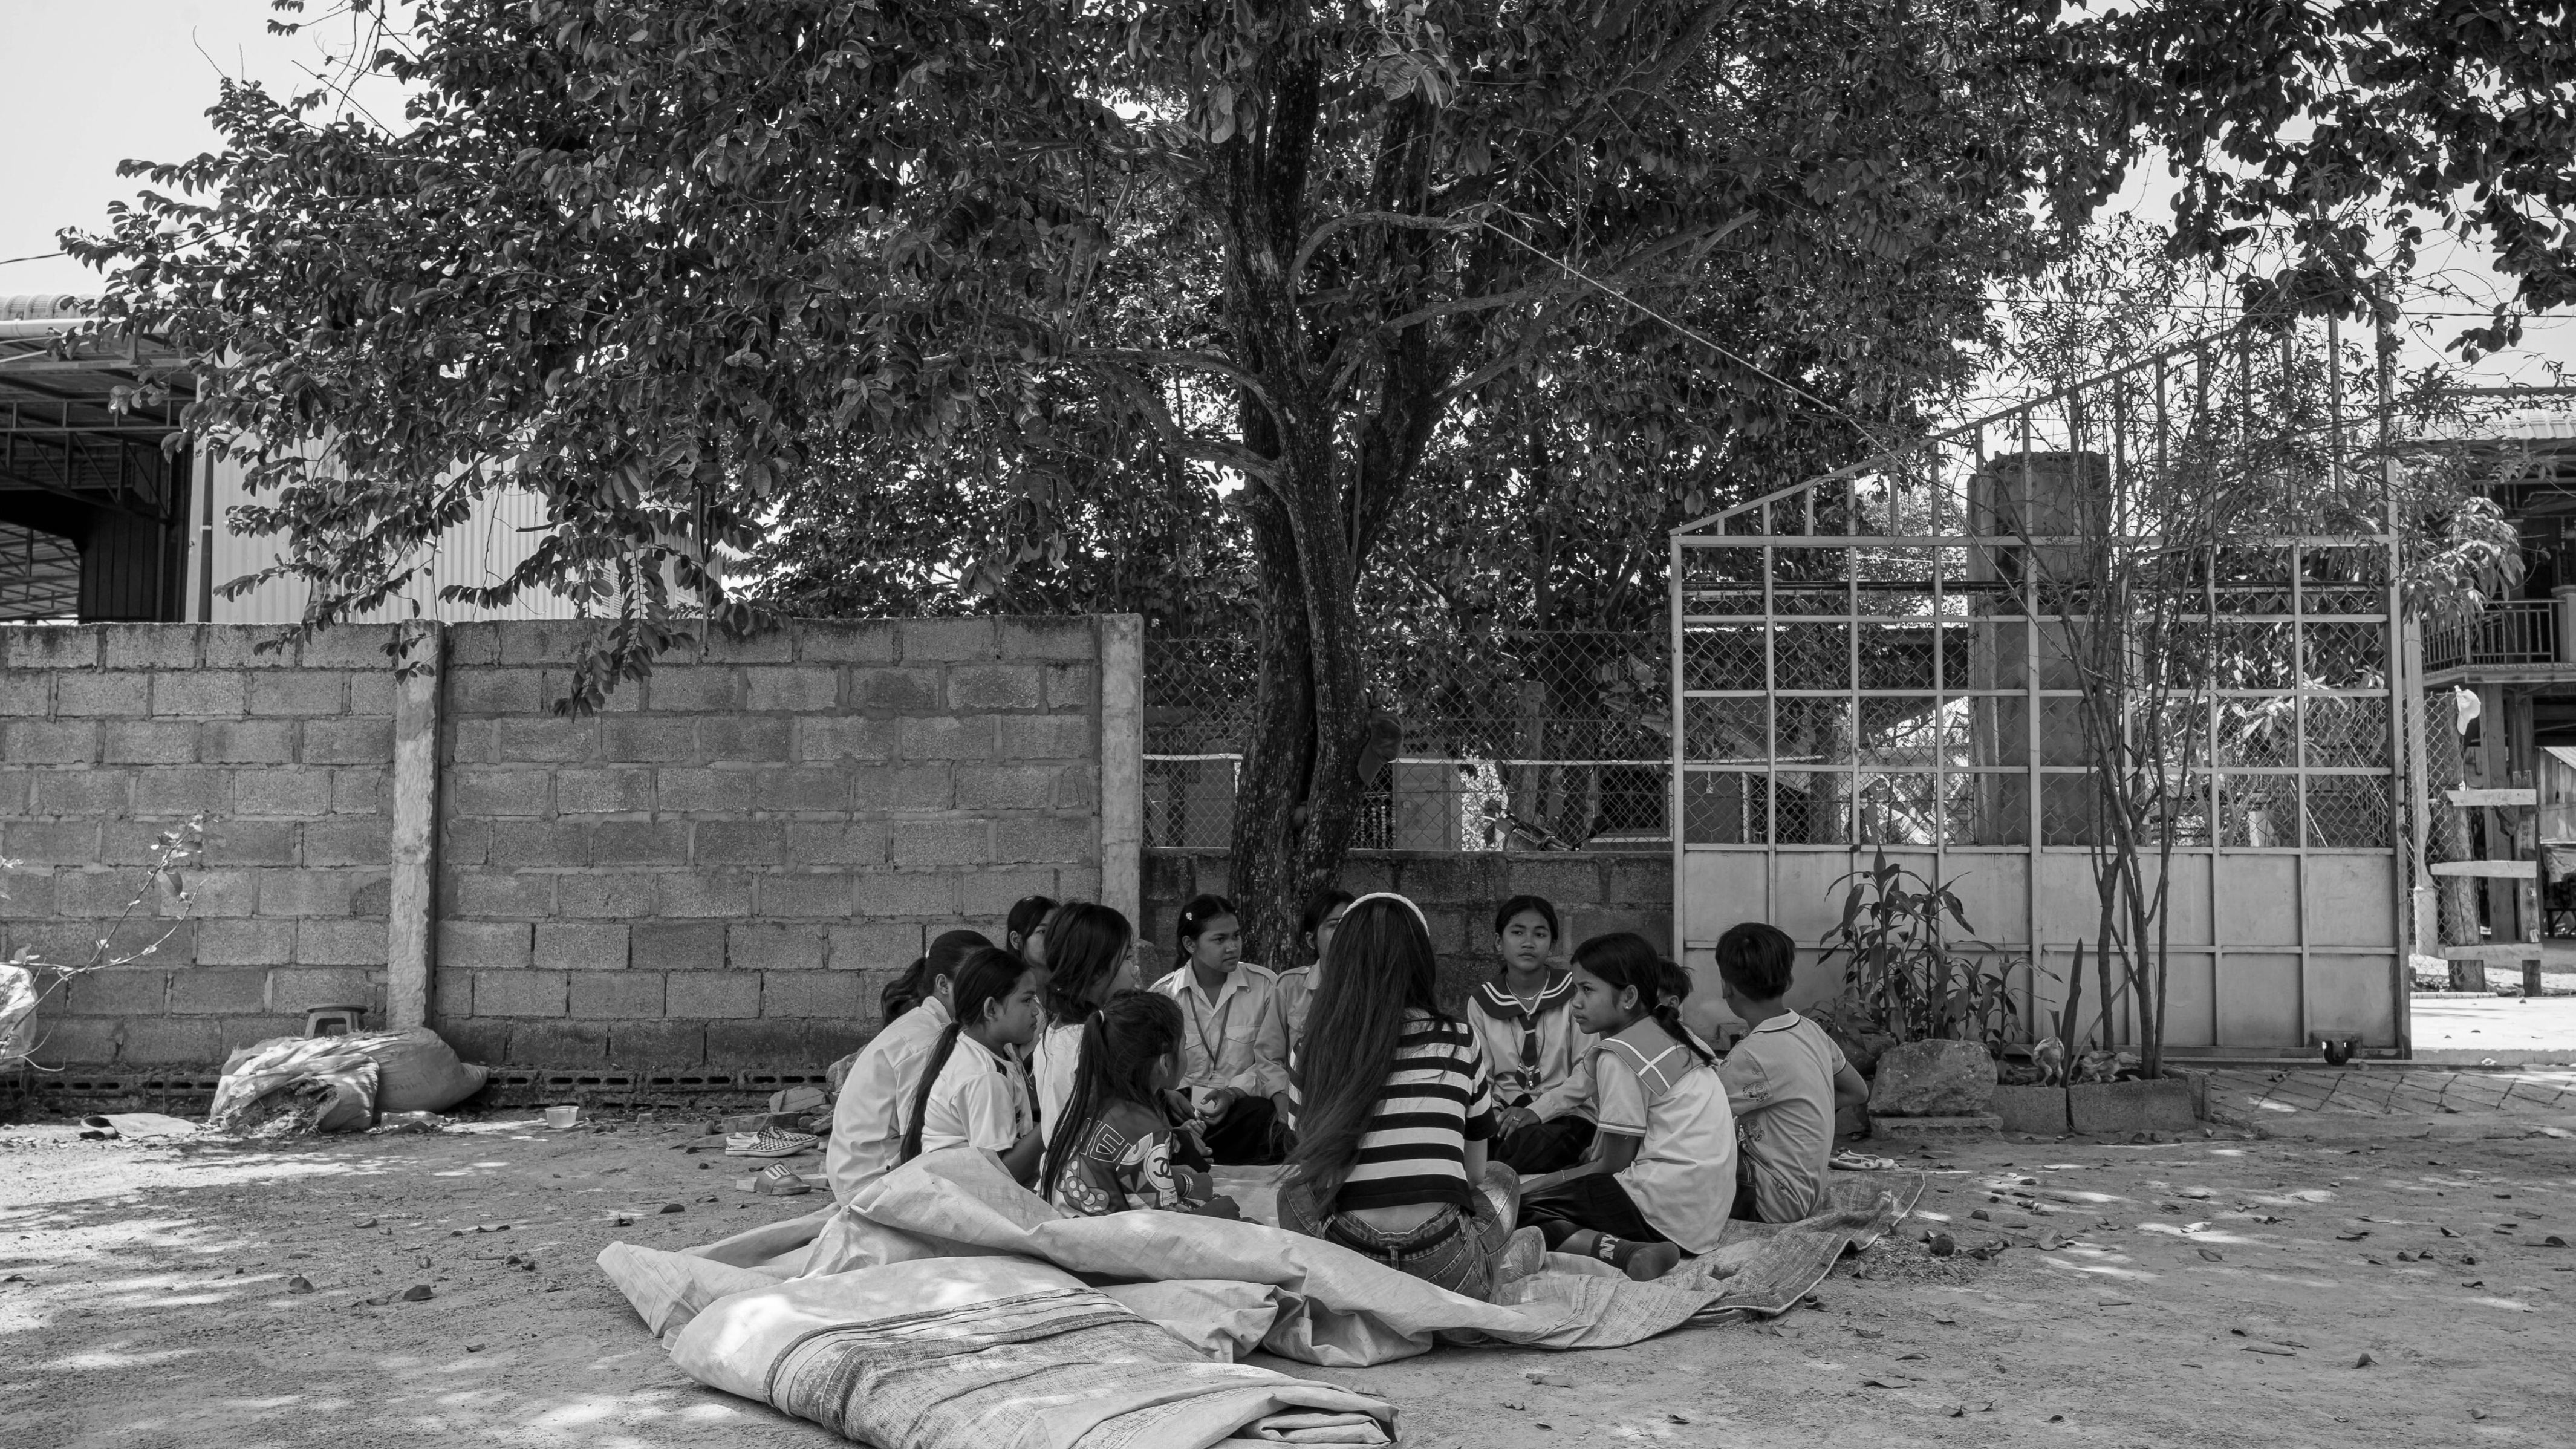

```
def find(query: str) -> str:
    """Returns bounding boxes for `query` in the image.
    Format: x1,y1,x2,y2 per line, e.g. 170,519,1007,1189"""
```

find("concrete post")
1097,613,1145,934
386,623,444,1028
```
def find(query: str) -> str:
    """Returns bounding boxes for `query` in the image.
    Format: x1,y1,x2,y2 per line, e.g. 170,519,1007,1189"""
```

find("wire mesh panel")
1673,328,2408,1052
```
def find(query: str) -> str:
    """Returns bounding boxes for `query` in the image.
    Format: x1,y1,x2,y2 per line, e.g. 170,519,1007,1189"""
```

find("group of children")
821,887,1867,1300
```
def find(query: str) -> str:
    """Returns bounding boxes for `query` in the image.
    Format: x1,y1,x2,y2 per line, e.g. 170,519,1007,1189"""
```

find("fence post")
386,622,444,1031
1098,614,1145,933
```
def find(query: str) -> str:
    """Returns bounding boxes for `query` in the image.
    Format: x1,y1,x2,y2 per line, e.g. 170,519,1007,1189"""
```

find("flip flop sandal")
752,1164,812,1196
79,1115,120,1141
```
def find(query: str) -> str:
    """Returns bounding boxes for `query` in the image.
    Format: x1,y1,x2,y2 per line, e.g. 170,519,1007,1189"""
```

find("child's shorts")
1517,1172,1664,1245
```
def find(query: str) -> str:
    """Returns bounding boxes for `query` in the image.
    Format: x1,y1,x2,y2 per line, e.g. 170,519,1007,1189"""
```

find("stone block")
151,672,248,718
199,625,300,668
428,1012,508,1064
258,868,380,919
506,1019,612,1065
704,1018,822,1066
453,870,556,918
1869,1039,1999,1117
630,921,729,972
659,871,754,917
997,617,1098,661
848,763,951,812
795,620,899,663
762,970,870,1018
297,625,400,669
195,918,302,967
646,666,742,712
2066,1078,2201,1136
1989,1084,2072,1136
54,671,151,718
0,670,49,715
1867,1114,2001,1141
1396,854,1509,906
750,767,848,813
1042,662,1095,711
535,922,631,971
701,714,793,763
119,1017,223,1064
554,766,654,814
6,721,99,764
743,666,841,713
0,865,51,916
602,715,699,763
558,871,659,919
25,1017,119,1067
589,818,687,866
666,970,763,1019
988,816,1090,864
568,969,666,1018
729,922,827,972
67,967,171,1017
168,966,271,1015
7,818,100,867
494,715,599,764
448,767,553,818
785,821,890,865
854,871,960,917
99,720,200,766
270,966,383,1014
961,868,1058,918
891,820,992,867
830,921,927,972
608,1019,706,1067
757,871,854,919
1607,855,1672,907
331,767,389,814
898,617,995,662
246,672,347,717
487,819,589,870
655,767,758,813
1,625,99,669
296,919,389,966
850,666,943,714
141,767,234,816
99,623,204,671
474,969,570,1017
56,866,163,916
792,717,890,764
954,764,1061,811
302,815,391,867
995,714,1093,760
443,622,503,667
899,715,994,760
234,770,337,818
492,619,592,666
441,818,492,868
946,663,1044,712
183,869,261,918
198,719,296,763
351,874,392,917
452,668,544,714
438,919,533,971
346,670,396,716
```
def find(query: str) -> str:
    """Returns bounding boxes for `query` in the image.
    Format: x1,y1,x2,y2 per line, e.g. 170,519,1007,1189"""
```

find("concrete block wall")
1141,848,1671,1008
5,624,398,1067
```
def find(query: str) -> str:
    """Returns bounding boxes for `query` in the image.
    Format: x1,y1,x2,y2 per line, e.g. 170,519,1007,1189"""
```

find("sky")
2,1,2569,403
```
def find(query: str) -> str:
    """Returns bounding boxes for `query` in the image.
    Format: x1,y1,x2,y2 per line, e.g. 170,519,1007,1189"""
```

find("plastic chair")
304,1005,368,1037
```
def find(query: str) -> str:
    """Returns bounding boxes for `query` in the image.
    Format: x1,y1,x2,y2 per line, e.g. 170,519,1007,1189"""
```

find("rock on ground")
1870,1038,1999,1116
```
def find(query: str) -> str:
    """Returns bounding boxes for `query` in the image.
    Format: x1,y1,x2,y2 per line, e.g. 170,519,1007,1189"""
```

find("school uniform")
1149,960,1293,1164
1463,972,1598,1174
1272,965,1315,1048
1518,1016,1735,1255
1032,1019,1083,1145
824,995,949,1202
914,1032,1034,1158
1718,1011,1847,1223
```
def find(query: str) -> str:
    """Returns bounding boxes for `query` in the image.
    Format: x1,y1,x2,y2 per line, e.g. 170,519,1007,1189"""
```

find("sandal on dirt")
752,1164,813,1196
78,1115,120,1141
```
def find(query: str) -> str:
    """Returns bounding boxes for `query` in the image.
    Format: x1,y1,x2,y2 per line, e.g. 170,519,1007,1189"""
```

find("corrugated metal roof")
0,294,96,322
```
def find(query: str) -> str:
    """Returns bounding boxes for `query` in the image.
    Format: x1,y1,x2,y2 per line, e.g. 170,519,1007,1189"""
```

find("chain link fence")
1143,628,1670,851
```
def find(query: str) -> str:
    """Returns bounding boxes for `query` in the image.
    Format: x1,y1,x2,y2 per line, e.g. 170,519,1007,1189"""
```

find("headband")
1347,891,1429,930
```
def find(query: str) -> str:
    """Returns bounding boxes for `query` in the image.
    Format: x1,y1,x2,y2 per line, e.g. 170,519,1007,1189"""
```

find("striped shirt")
1294,1009,1495,1212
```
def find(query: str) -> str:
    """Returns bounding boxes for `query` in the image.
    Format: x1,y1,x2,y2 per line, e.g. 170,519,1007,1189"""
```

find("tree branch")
1290,209,1475,288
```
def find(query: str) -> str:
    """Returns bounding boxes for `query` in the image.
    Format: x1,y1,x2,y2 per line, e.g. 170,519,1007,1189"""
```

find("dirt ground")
5,1097,2572,1449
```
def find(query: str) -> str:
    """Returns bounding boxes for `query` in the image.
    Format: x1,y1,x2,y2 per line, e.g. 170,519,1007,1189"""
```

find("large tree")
71,0,2576,960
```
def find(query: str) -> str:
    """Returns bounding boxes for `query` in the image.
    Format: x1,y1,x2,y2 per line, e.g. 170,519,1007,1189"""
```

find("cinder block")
234,770,337,818
758,871,854,918
954,764,1061,811
785,821,890,865
606,1019,704,1067
444,622,504,667
2066,1079,2200,1136
1,626,99,669
568,969,665,1017
296,625,400,669
119,1017,223,1064
448,767,553,818
246,672,347,717
296,918,389,966
54,672,151,718
31,769,131,817
25,1017,119,1067
848,763,951,812
1607,856,1672,906
199,625,299,668
256,868,379,918
630,921,728,972
102,720,201,765
486,819,588,870
830,921,926,972
453,870,556,917
1042,662,1095,711
148,767,235,816
67,966,171,1016
442,818,492,868
557,871,659,918
350,875,391,919
150,672,247,718
493,619,593,666
743,666,841,713
752,767,847,813
473,968,569,1017
588,818,686,866
198,718,296,764
729,922,826,972
1056,864,1101,901
900,716,994,760
1508,858,1607,906
692,819,784,865
270,966,383,1013
495,715,599,764
700,715,792,763
56,866,162,917
602,715,699,763
658,871,754,918
0,866,51,916
1398,854,1509,905
665,970,763,1019
986,816,1090,864
655,767,757,813
890,821,992,868
761,970,870,1018
553,766,653,814
795,620,899,663
997,617,1099,661
345,670,396,717
330,767,388,815
709,627,795,663
704,1018,819,1066
855,871,961,917
444,720,501,765
946,663,1044,712
5,721,99,764
196,917,302,967
503,1019,611,1064
5,818,100,867
438,919,533,970
995,714,1094,760
2,921,97,971
302,815,390,867
645,666,742,712
452,668,543,714
961,868,1059,918
1052,763,1098,811
99,624,204,671
168,966,270,1015
795,716,894,763
301,717,394,766
183,869,261,918
535,922,629,970
899,617,995,662
850,666,944,713
0,669,49,715
175,818,291,868
428,1012,508,1063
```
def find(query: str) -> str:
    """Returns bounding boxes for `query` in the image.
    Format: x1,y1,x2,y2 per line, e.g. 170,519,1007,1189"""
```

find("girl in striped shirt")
1277,894,1524,1300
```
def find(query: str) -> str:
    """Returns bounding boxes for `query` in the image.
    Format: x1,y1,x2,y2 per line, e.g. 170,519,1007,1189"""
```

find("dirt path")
5,1107,2571,1449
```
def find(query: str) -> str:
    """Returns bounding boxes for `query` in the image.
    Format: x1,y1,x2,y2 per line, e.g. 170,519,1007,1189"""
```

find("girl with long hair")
825,928,992,1202
1276,894,1524,1300
1006,894,1059,968
1147,894,1293,1164
1039,991,1240,1219
899,946,1047,1184
1030,902,1137,1141
1515,932,1735,1281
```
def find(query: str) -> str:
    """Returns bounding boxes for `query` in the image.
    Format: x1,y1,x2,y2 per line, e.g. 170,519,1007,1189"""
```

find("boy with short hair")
1712,922,1869,1222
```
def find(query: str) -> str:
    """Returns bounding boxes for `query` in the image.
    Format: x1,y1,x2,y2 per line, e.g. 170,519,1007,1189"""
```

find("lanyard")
1185,979,1229,1071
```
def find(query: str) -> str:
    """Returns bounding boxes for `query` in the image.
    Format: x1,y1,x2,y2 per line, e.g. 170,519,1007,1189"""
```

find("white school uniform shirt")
1463,972,1598,1120
824,995,950,1203
1717,1011,1847,1223
1148,962,1292,1099
1592,1017,1736,1254
1032,1019,1084,1144
916,1032,1034,1157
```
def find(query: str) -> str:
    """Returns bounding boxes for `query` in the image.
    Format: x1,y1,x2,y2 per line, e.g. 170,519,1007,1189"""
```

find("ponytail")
1572,931,1714,1068
896,944,1036,1165
1036,990,1185,1203
899,1022,966,1165
1039,1009,1111,1202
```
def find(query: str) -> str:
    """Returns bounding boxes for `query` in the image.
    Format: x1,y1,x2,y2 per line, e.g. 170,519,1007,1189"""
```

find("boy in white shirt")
1712,922,1869,1223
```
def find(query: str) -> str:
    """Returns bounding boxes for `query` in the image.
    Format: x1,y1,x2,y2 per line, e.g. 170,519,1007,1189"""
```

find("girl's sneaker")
724,1128,820,1158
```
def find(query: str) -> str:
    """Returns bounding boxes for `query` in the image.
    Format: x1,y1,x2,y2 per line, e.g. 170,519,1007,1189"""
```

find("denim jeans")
1278,1162,1522,1301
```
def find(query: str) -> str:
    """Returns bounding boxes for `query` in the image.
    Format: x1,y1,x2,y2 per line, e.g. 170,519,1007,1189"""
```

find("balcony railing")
2424,598,2557,674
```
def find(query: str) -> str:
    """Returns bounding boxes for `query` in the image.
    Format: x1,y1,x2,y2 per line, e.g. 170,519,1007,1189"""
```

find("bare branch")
1290,210,1475,288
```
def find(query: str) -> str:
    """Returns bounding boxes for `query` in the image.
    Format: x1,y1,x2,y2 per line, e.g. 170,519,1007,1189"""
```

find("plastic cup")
544,1104,580,1129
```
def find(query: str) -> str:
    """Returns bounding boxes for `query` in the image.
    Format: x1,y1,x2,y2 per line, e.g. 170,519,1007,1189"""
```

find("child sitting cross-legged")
1040,991,1241,1219
1515,931,1735,1281
898,946,1049,1186
1466,894,1598,1174
1712,922,1870,1222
